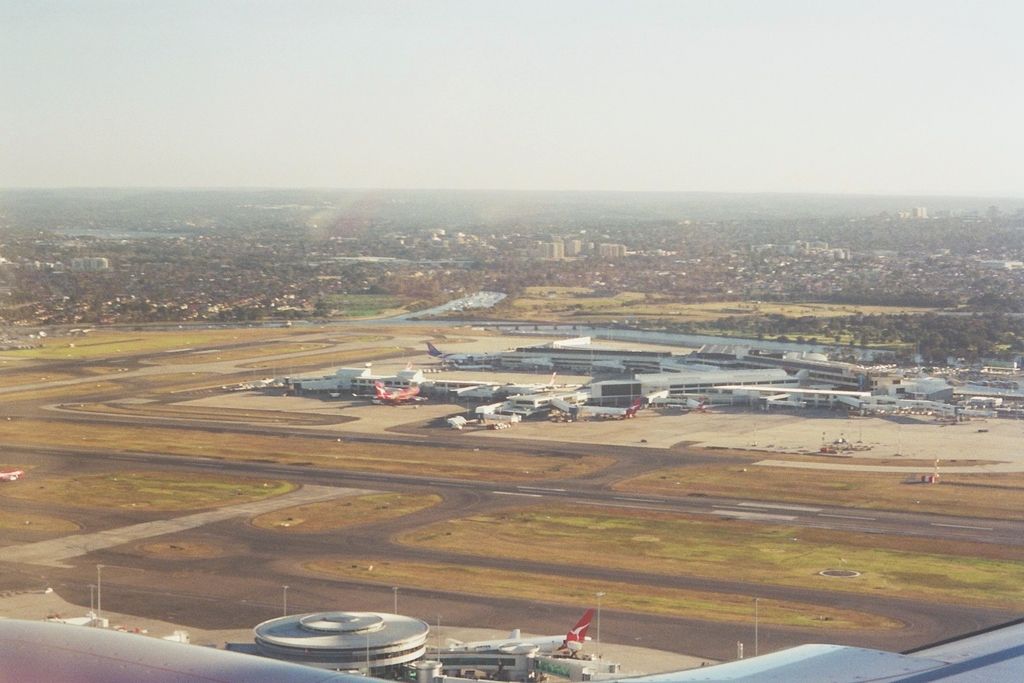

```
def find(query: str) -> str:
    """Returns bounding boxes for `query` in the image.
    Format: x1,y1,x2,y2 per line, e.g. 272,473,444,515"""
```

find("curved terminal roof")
254,611,429,669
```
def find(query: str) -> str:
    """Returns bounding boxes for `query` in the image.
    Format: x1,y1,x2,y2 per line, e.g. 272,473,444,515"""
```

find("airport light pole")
596,591,606,658
392,586,399,615
96,565,103,621
89,584,95,614
754,598,759,657
282,585,289,616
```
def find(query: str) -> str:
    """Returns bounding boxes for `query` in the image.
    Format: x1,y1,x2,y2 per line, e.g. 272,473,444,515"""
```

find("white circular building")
253,612,430,673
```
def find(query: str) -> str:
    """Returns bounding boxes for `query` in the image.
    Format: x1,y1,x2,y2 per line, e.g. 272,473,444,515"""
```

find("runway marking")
931,523,994,531
612,496,654,503
516,486,567,493
1,485,371,568
818,513,877,521
578,501,679,513
492,491,542,498
711,510,797,522
737,502,822,513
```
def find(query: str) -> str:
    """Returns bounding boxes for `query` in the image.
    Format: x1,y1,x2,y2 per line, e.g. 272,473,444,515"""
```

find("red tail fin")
565,608,595,643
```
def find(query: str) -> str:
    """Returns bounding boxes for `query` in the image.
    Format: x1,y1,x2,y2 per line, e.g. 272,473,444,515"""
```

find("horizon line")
2,186,1023,201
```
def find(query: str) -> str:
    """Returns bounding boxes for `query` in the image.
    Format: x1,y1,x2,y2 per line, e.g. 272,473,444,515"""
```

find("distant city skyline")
2,1,1022,196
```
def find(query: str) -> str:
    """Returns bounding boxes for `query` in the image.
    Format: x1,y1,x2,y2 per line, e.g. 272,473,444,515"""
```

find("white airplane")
446,609,595,656
685,397,711,413
425,342,494,368
0,469,24,482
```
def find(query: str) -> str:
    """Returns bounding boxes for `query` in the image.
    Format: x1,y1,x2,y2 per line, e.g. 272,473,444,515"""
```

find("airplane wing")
0,618,385,683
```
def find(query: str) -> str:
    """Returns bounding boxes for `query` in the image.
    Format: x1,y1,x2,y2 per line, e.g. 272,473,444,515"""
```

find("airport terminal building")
250,612,429,675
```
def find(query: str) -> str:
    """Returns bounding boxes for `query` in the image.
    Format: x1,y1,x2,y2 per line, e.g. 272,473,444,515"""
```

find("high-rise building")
539,241,565,259
597,243,627,259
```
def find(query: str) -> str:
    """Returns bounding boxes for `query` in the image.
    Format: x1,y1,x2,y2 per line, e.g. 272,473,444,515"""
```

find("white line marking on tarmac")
737,502,822,513
818,513,877,521
517,486,567,493
577,501,679,513
613,496,653,503
493,491,543,498
712,510,797,522
931,523,994,531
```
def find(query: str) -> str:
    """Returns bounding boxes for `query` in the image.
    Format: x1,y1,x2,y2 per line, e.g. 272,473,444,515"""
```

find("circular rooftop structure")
254,611,429,672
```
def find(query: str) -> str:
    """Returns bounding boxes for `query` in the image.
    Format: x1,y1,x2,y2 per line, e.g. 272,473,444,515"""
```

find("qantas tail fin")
625,398,644,417
565,608,595,643
426,342,443,357
373,381,388,398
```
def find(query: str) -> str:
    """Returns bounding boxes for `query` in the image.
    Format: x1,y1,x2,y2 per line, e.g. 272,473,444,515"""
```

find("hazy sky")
2,1,1022,194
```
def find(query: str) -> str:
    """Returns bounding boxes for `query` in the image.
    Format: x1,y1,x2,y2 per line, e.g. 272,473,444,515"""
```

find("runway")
24,445,1023,547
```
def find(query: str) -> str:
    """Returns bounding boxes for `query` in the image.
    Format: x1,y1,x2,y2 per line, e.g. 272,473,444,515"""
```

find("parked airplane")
425,342,492,368
686,397,711,413
446,608,595,656
372,381,425,405
0,469,24,482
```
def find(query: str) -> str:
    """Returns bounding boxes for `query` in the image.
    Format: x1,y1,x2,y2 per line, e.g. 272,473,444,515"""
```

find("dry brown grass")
616,464,1024,519
304,558,899,630
0,510,80,534
397,505,1024,608
67,401,343,426
152,342,333,365
136,541,229,559
0,471,295,511
240,347,409,371
252,493,442,532
0,419,611,481
4,328,316,361
504,288,937,322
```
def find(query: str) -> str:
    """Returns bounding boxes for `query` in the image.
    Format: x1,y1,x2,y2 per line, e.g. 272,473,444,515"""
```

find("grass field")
616,465,1024,520
137,541,228,560
321,294,412,318
0,381,124,403
252,493,442,532
0,367,124,388
3,328,315,361
153,342,332,365
0,471,295,511
304,559,898,630
69,401,342,426
505,287,938,323
398,506,1024,608
0,419,610,481
0,510,80,534
240,346,409,371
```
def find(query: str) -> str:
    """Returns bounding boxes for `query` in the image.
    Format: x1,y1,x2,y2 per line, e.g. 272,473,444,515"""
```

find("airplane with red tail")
372,381,425,405
0,469,25,482
445,608,595,656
